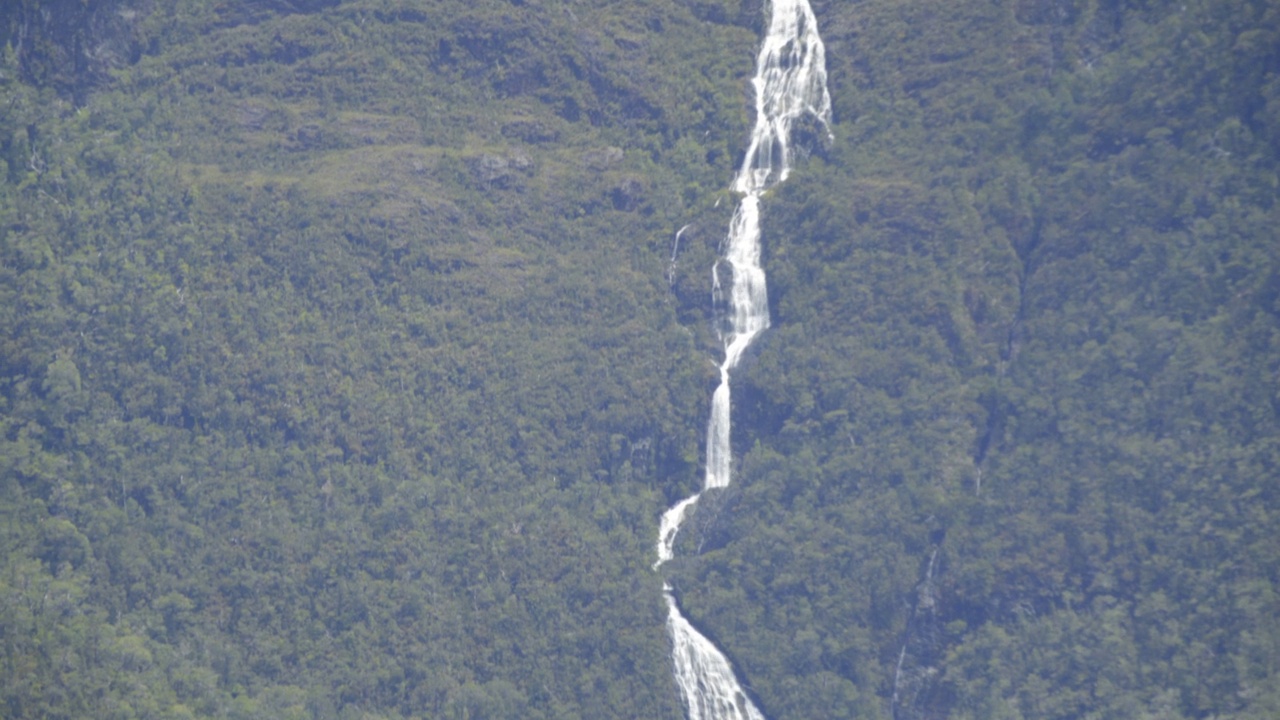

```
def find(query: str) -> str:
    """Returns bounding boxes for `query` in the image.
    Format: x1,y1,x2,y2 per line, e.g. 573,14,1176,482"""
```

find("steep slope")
0,1,759,717
3,0,1278,718
669,0,1280,718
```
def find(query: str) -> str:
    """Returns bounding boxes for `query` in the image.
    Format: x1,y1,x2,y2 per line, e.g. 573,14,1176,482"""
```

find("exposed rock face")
583,146,624,169
469,151,534,189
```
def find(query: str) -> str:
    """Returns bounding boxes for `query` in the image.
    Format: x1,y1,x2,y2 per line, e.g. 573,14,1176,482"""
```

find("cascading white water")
665,584,766,720
654,1,832,718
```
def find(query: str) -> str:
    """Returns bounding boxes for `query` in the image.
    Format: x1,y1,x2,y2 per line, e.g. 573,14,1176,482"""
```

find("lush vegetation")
2,0,1277,718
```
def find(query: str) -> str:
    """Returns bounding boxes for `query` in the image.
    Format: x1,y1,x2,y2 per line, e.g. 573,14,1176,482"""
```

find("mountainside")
1,0,1277,719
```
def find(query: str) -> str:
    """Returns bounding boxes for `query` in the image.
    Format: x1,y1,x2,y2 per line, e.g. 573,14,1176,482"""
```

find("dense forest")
1,0,1277,718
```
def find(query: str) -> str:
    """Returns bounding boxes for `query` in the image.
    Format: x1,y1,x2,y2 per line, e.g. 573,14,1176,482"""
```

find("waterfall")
891,548,943,720
654,1,832,717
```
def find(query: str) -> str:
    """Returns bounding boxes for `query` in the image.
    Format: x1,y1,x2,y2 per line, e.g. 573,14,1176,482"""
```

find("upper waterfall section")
734,0,833,195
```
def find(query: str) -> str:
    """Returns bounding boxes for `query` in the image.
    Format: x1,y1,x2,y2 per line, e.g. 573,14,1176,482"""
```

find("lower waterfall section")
652,1,832,718
666,585,766,720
